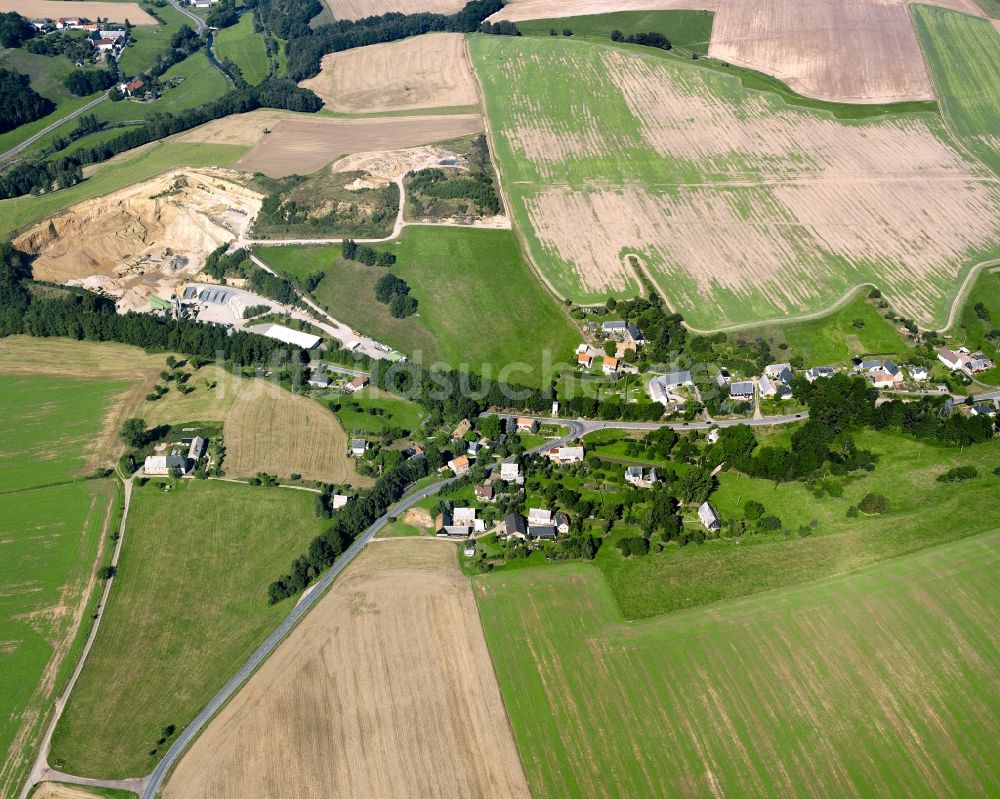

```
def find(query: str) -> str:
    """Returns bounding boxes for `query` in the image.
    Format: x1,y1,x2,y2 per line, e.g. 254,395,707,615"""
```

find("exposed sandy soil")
403,506,434,530
0,0,156,23
163,538,531,799
234,114,485,177
488,0,986,103
492,43,999,323
224,378,371,486
300,34,479,114
14,169,261,313
332,144,467,179
323,0,465,20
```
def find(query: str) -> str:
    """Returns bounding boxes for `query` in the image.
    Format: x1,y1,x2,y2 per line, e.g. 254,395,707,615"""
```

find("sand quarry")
15,169,261,312
163,538,531,799
489,0,987,103
0,0,156,24
300,33,480,114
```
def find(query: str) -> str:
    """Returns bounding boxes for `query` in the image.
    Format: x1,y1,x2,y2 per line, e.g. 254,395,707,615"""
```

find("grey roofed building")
307,374,330,388
648,371,693,405
625,322,644,342
858,358,883,372
764,362,791,379
698,501,721,532
527,525,557,541
971,404,996,417
602,320,626,333
144,453,187,475
883,359,901,377
504,513,527,538
729,381,754,399
187,436,206,461
805,366,836,381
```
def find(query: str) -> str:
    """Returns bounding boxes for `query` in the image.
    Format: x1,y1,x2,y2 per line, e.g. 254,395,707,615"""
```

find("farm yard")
258,226,579,386
234,114,485,177
48,479,327,780
223,378,368,485
469,34,1000,329
162,538,531,799
476,531,1000,798
299,34,480,114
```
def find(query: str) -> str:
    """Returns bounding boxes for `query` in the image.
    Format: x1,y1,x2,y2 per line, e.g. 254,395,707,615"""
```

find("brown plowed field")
0,0,156,23
234,114,485,177
223,378,368,485
300,34,479,114
323,0,465,20
162,538,531,799
488,0,986,103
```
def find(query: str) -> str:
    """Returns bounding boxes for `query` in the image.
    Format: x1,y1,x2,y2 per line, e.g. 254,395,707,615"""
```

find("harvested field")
14,169,261,313
300,34,479,114
234,114,484,177
31,783,133,799
163,538,531,799
471,35,1000,328
489,0,986,102
0,0,156,24
223,378,369,485
323,0,464,20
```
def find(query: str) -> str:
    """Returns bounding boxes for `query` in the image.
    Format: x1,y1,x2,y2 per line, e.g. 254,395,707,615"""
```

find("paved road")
0,93,108,163
169,0,206,32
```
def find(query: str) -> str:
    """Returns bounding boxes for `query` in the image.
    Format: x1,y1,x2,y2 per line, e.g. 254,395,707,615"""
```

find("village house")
971,403,997,417
331,494,349,509
350,438,367,457
57,17,83,28
474,484,495,502
528,525,557,541
466,441,481,457
648,371,693,405
965,352,994,373
937,346,964,371
602,356,619,375
30,19,50,32
100,29,127,41
499,461,523,484
448,455,470,476
698,501,721,532
555,512,572,534
804,366,836,382
503,513,527,540
450,418,472,441
764,363,791,379
602,321,645,343
729,381,754,401
758,374,779,399
307,373,330,389
93,38,116,53
577,351,594,368
453,507,485,532
548,445,584,464
144,452,187,476
346,374,369,393
909,365,929,381
624,466,658,488
435,512,471,538
119,78,145,97
515,417,538,433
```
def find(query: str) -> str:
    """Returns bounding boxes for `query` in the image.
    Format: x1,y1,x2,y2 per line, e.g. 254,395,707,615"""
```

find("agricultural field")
48,479,327,779
234,113,485,177
0,1,156,24
912,4,1000,175
476,530,1000,798
0,344,158,796
469,34,1000,329
162,538,531,799
516,8,713,50
258,226,579,386
117,2,190,77
214,13,270,86
593,428,1000,619
31,784,136,799
322,0,464,20
299,33,479,114
223,377,367,484
333,389,427,437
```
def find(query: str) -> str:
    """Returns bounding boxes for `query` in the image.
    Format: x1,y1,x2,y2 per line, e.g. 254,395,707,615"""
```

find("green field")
591,429,1000,619
258,227,579,386
950,268,1000,384
743,290,911,365
912,4,1000,175
48,479,327,778
0,140,246,240
516,9,713,51
469,34,1000,329
476,530,1000,798
214,13,270,85
118,3,190,77
334,389,427,436
0,374,126,797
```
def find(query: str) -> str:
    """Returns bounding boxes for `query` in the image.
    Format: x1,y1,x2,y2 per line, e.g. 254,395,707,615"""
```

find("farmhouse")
698,502,721,532
965,353,994,373
57,17,83,28
909,365,929,381
971,403,996,417
764,363,791,379
937,347,964,371
346,374,369,392
805,366,836,382
187,436,206,462
554,512,571,534
453,507,479,527
451,419,472,441
144,453,187,476
648,371,693,405
758,374,779,399
350,438,367,457
466,441,481,457
603,356,619,375
602,321,645,342
448,455,470,476
93,38,116,52
577,351,594,368
548,446,584,464
474,484,495,502
434,513,472,538
503,513,527,540
100,29,127,41
625,466,657,488
729,381,754,401
119,78,145,97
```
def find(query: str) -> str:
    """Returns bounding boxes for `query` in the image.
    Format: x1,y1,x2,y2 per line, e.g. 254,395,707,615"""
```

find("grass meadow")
214,13,270,85
48,479,327,779
118,3,190,77
468,34,1000,329
912,4,1000,176
592,429,1000,619
0,372,126,797
476,531,1000,798
258,226,579,386
950,267,1000,384
334,389,427,437
516,9,713,51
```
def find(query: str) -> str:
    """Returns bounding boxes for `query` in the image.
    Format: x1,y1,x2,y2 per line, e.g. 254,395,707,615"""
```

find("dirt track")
301,34,480,114
162,538,531,799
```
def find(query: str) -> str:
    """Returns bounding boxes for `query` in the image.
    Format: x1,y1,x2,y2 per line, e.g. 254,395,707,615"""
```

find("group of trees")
0,68,55,135
610,30,671,50
206,0,240,29
373,273,417,318
477,20,520,36
342,239,396,267
0,12,35,48
247,267,298,305
64,68,117,96
202,244,251,281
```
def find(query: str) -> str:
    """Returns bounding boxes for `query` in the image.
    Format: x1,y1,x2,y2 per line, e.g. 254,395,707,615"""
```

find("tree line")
374,273,417,318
